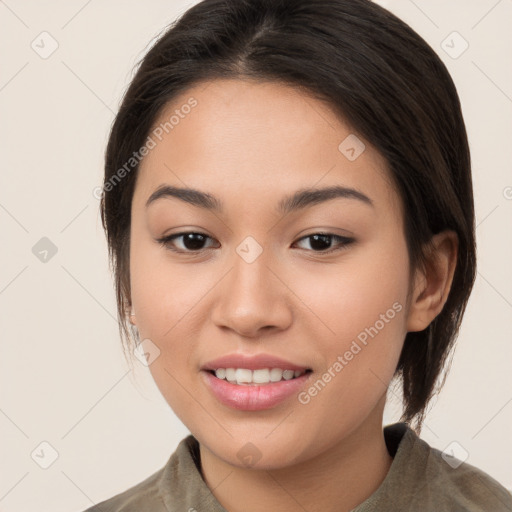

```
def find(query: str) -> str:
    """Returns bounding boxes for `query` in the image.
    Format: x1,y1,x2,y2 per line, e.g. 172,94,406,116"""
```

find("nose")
210,247,293,338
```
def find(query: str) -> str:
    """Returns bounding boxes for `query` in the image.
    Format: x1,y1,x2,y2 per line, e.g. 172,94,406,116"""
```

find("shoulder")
80,463,168,512
358,423,512,511
79,435,200,512
402,427,512,511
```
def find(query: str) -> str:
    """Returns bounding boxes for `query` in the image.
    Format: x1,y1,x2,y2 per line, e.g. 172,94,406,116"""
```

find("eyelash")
156,231,354,255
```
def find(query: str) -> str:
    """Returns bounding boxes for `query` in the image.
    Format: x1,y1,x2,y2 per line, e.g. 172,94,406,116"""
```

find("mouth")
206,368,313,386
201,368,314,411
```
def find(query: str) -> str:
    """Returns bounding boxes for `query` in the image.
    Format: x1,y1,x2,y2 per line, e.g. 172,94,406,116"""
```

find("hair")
101,0,476,432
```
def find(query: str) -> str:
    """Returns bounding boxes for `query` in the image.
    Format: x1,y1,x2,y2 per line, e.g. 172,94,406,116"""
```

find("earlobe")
129,306,137,325
406,230,458,332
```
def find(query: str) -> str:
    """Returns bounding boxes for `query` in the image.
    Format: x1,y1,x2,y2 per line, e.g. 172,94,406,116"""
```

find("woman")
84,0,512,510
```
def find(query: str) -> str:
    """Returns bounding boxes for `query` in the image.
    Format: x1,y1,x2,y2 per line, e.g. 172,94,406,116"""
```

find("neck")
199,400,393,512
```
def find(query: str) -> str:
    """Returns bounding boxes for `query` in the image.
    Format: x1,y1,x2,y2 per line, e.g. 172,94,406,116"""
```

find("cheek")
129,233,205,340
129,239,205,416
292,235,410,344
291,236,410,413
129,237,212,403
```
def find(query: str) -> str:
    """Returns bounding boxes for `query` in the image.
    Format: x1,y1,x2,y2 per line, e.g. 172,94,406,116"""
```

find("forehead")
136,78,399,216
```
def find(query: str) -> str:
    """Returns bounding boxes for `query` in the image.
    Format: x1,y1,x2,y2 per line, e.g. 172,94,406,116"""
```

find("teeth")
253,369,270,384
213,367,307,385
235,368,252,383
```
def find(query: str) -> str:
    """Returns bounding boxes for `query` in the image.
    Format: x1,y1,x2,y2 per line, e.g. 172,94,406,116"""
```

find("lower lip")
201,370,312,411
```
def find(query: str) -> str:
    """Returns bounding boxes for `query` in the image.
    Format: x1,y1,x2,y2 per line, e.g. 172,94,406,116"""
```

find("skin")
128,79,457,512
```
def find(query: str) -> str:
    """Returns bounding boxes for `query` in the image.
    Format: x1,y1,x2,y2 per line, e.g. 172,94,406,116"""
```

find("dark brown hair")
101,0,476,431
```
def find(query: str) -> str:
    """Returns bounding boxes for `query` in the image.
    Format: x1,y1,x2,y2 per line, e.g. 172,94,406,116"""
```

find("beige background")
0,0,511,510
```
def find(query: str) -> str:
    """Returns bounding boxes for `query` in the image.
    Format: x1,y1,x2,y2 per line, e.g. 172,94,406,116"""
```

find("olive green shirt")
82,423,512,511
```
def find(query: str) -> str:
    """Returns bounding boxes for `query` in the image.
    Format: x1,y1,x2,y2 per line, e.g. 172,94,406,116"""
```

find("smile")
211,367,310,385
202,369,313,410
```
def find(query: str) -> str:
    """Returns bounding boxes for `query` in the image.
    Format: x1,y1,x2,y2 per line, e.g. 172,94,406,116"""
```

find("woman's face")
129,78,413,468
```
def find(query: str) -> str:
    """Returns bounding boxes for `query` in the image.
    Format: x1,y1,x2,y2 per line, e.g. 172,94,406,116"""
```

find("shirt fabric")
82,422,512,511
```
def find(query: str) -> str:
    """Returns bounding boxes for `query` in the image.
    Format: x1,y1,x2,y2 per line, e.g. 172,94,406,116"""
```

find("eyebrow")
145,184,373,214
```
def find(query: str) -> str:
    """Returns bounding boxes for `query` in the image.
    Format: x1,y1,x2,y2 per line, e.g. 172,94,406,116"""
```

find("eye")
157,232,219,253
293,233,354,253
157,231,354,255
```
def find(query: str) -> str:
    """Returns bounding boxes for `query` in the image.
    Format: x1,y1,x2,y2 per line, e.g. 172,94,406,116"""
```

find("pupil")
184,233,206,250
310,234,331,251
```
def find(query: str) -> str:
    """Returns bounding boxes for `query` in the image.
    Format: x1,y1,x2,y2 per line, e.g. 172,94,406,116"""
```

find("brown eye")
294,233,354,253
157,232,219,253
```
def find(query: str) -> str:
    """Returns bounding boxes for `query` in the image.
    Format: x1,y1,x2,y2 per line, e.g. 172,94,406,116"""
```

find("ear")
406,230,458,332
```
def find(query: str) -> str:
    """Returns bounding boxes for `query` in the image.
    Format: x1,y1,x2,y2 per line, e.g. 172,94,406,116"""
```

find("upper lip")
201,353,311,372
